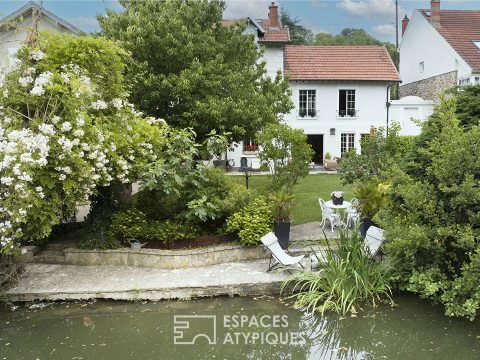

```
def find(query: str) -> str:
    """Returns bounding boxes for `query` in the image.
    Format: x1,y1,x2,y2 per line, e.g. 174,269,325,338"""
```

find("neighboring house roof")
421,9,480,72
1,1,82,35
284,45,400,82
220,17,290,43
257,19,290,43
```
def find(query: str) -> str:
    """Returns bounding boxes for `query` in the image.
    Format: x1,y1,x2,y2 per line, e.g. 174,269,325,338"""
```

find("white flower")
18,209,27,216
52,116,60,124
3,89,8,98
4,117,12,124
91,100,107,110
112,98,123,109
0,177,13,186
60,72,70,83
73,129,84,137
29,50,45,61
331,191,344,199
59,174,66,181
76,116,85,126
39,123,55,135
19,76,33,87
30,86,44,96
61,122,72,132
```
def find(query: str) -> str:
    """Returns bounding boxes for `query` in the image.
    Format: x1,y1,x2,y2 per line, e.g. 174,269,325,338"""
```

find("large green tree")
280,9,314,44
315,28,397,66
99,0,292,143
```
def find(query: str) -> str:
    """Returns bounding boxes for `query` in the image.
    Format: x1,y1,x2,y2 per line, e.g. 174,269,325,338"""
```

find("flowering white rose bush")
0,34,168,254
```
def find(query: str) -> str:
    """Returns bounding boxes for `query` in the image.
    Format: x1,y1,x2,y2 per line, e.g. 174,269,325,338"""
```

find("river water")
0,293,479,359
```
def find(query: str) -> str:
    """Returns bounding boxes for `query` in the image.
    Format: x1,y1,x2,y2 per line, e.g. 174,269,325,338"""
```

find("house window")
341,133,355,155
459,77,471,86
338,90,356,117
299,90,316,117
243,139,258,153
475,77,480,84
419,61,424,73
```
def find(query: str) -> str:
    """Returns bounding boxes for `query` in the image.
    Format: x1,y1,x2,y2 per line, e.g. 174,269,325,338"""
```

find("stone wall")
63,244,269,269
399,71,457,102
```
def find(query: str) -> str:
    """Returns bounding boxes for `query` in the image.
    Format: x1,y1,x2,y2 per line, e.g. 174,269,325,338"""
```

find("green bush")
339,123,408,185
282,230,394,315
226,196,273,246
109,209,149,243
108,209,199,245
378,97,480,319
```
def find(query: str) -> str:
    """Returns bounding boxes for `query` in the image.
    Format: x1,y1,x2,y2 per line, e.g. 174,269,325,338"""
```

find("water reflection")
0,294,479,359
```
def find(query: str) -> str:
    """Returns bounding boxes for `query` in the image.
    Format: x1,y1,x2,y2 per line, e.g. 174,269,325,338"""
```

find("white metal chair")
364,226,386,257
319,198,340,232
345,198,360,228
260,232,304,272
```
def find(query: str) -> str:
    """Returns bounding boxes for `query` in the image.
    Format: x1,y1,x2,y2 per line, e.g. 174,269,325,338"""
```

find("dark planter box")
332,197,344,205
274,221,291,250
360,218,377,239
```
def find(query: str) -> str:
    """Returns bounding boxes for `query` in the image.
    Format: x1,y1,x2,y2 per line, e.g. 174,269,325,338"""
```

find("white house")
399,0,480,101
225,3,401,166
0,1,81,65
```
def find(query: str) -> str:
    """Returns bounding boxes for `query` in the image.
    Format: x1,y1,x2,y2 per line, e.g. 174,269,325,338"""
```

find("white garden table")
325,200,351,228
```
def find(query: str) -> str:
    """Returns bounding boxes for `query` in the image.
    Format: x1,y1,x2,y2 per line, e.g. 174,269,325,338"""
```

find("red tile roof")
421,10,480,72
257,19,290,43
284,46,400,81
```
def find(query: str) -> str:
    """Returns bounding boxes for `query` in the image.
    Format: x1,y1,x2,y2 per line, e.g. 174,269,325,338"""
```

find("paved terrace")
3,222,337,302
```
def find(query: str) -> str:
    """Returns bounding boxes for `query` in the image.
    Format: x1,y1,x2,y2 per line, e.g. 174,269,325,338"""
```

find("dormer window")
473,41,480,49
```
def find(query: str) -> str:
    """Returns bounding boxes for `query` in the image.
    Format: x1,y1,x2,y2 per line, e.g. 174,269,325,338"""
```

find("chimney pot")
268,1,279,29
402,15,410,36
430,0,441,29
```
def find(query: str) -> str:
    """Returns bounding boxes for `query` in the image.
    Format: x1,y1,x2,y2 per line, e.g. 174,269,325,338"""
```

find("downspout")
386,83,393,136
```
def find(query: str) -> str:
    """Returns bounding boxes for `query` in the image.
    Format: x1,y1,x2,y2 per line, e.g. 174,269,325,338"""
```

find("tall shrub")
378,97,480,320
257,123,313,190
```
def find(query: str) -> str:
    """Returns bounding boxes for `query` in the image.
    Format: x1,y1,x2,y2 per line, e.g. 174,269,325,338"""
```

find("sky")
2,0,480,43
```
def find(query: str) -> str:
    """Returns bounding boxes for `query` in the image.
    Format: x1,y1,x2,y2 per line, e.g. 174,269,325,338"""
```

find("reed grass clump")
282,229,393,315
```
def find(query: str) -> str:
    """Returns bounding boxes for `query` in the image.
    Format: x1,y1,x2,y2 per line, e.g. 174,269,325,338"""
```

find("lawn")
230,174,353,225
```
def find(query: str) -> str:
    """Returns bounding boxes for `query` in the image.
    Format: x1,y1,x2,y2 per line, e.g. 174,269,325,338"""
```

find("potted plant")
308,109,316,117
353,180,388,238
331,191,344,205
271,187,294,250
324,152,332,160
299,109,307,118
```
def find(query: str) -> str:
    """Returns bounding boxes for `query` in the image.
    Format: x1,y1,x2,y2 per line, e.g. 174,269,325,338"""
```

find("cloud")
337,0,405,20
223,0,272,19
310,0,328,9
372,23,396,36
68,16,99,31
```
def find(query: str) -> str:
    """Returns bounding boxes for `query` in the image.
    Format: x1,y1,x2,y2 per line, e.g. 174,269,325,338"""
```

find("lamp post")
244,168,250,189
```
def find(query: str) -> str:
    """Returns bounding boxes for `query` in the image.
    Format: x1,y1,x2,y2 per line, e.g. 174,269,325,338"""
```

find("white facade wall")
400,11,471,85
262,45,283,78
390,96,434,136
285,81,389,158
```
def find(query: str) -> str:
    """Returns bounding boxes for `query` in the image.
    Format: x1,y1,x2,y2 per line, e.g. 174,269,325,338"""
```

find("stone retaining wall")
399,71,457,102
63,244,269,269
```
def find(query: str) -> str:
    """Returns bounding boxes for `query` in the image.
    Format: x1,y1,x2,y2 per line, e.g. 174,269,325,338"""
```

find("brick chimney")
268,2,279,29
402,15,409,36
430,0,441,29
